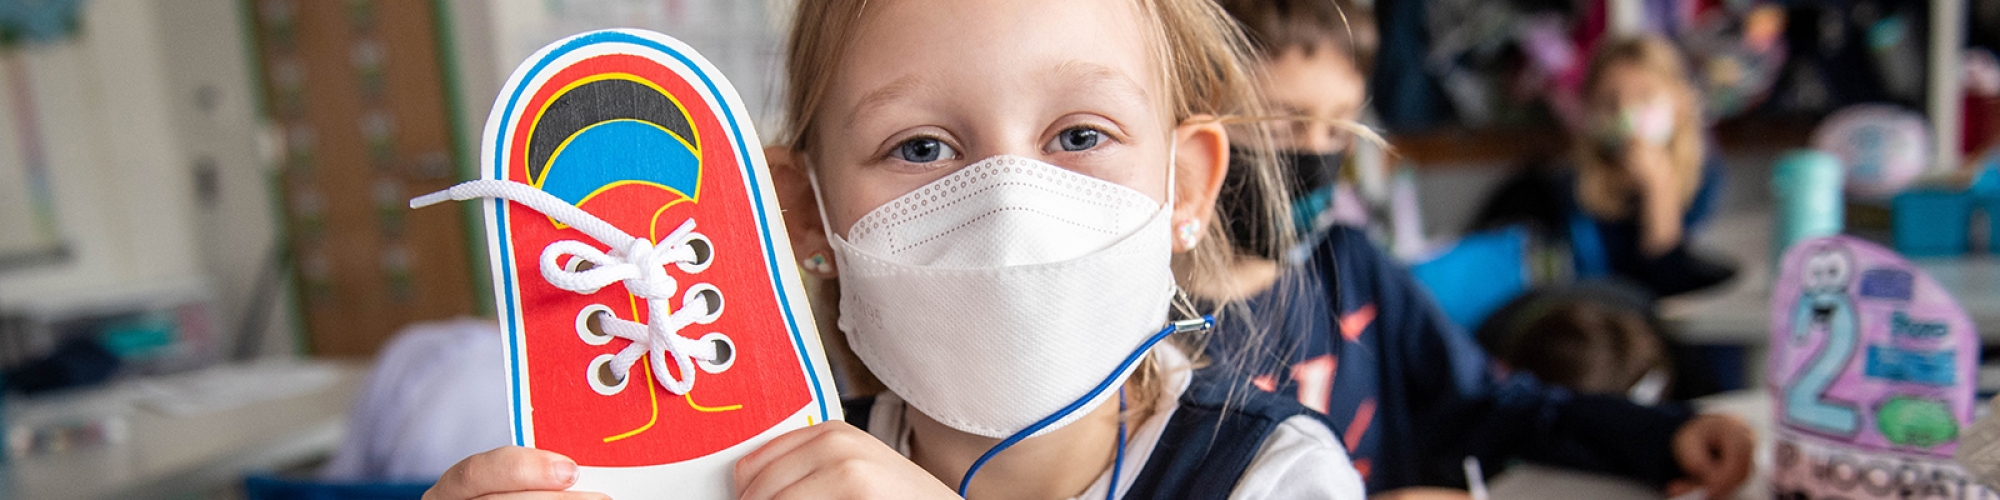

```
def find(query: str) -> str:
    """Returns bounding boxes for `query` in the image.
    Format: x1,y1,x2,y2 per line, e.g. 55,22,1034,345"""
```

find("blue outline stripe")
491,31,832,447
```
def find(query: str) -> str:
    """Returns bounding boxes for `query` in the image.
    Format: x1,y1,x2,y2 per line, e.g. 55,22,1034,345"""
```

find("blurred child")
1570,36,1736,295
1474,36,1736,297
1207,1,1755,498
1475,283,1677,404
1213,0,1373,265
424,0,1366,498
1497,301,1668,395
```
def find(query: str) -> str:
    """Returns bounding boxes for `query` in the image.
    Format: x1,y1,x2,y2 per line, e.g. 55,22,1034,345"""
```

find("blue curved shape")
540,120,700,205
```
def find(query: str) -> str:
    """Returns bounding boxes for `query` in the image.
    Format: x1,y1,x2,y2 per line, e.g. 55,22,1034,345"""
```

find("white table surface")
1657,211,2000,345
1490,391,1776,500
0,360,364,500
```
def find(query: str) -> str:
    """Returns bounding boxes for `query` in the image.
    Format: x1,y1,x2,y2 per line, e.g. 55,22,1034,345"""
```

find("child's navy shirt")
1208,225,1697,492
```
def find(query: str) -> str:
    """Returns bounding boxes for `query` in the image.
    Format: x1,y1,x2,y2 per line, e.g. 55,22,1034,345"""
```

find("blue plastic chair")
1407,226,1532,332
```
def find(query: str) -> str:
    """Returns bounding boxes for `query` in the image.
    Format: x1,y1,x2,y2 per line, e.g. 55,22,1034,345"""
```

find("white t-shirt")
863,344,1365,499
320,318,512,481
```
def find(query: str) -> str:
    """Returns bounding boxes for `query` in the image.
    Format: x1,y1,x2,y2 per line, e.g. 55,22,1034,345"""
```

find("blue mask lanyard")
954,314,1217,499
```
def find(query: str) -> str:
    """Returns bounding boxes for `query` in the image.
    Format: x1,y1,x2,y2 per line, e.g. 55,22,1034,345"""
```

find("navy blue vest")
845,366,1333,499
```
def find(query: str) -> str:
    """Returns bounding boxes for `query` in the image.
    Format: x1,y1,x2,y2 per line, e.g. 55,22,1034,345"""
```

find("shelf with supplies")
1387,117,1819,167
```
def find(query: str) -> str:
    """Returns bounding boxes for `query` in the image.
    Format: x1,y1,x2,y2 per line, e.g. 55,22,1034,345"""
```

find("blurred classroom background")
0,0,1996,498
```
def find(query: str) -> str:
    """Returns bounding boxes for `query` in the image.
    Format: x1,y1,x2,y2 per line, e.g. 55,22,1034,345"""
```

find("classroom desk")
0,360,364,500
1657,211,2000,345
1490,391,1776,500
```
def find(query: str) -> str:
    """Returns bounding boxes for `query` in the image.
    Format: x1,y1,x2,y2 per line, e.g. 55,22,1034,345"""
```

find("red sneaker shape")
457,29,839,497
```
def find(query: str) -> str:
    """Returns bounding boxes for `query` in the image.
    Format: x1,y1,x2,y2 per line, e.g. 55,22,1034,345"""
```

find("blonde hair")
1575,35,1705,220
780,0,1293,421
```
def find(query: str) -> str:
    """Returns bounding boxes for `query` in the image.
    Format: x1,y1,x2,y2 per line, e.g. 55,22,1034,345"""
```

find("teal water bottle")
1772,150,1845,264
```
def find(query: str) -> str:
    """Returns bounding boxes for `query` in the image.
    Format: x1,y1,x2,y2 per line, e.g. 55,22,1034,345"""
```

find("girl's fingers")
766,463,870,500
1672,416,1754,500
471,492,611,500
1673,425,1710,471
1703,424,1754,498
733,422,845,488
426,447,580,500
738,425,874,500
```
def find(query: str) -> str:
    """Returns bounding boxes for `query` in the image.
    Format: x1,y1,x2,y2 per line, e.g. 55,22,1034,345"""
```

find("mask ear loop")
803,158,848,258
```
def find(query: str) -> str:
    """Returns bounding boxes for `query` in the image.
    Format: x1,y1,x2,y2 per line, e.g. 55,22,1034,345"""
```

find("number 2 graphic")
1781,249,1861,436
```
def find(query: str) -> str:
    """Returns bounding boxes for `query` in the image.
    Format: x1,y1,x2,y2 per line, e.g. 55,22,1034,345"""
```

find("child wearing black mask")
1212,0,1371,263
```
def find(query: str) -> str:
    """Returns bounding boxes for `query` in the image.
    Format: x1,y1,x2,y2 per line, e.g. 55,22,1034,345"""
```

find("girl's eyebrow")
1044,61,1151,106
846,75,931,128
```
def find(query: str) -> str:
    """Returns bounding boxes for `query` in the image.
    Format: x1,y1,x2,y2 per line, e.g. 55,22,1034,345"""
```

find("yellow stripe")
602,353,660,443
685,393,743,413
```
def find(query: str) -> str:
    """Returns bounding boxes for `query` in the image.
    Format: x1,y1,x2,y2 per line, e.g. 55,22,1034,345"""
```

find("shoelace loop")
414,179,724,395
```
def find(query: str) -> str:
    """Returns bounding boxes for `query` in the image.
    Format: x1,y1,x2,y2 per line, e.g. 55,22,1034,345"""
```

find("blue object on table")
1971,162,2000,198
1772,150,1845,265
243,475,433,500
1987,197,2000,253
0,0,85,45
1979,164,2000,252
1408,226,1531,331
98,313,177,359
1892,189,1978,257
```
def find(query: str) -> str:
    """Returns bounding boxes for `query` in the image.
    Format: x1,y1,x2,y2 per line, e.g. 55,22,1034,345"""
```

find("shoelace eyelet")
576,304,616,346
588,353,629,395
683,283,725,323
696,333,736,374
676,234,715,273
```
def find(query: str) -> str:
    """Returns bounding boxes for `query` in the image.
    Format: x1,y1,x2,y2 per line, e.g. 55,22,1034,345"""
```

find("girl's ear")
1171,115,1229,252
767,145,837,277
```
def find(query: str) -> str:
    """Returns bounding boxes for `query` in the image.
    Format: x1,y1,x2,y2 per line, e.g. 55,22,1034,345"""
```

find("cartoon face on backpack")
482,30,833,468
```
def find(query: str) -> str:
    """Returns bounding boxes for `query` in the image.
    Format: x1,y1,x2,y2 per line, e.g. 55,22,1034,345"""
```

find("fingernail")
551,458,578,486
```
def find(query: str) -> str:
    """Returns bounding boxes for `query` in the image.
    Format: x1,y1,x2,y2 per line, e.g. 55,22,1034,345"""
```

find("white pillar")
1607,0,1647,37
1930,0,1967,172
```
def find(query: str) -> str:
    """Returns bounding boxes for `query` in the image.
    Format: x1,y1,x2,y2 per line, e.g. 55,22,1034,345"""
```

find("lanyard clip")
1170,316,1215,334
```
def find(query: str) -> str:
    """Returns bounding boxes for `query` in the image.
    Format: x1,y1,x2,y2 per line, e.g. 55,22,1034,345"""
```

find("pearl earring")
1176,220,1202,250
801,253,834,276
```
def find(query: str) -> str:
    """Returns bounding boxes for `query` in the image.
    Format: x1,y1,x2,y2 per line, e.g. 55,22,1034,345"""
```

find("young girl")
1474,36,1736,297
423,0,1363,499
1568,36,1735,296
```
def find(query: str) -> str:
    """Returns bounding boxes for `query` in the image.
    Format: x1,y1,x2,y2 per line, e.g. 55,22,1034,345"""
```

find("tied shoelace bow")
413,180,724,395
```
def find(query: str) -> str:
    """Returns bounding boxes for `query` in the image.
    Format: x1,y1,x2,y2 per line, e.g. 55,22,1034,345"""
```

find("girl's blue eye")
892,137,955,163
1052,127,1103,152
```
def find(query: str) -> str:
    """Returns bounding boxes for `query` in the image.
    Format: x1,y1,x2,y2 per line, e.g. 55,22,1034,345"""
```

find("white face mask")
817,154,1177,438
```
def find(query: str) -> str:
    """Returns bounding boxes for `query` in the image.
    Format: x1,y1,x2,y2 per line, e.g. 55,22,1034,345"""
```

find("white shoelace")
413,180,724,395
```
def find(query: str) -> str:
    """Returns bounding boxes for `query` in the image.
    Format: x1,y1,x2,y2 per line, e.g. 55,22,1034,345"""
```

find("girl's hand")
1622,139,1689,256
1666,415,1755,500
734,421,958,500
423,446,607,500
1622,141,1677,196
